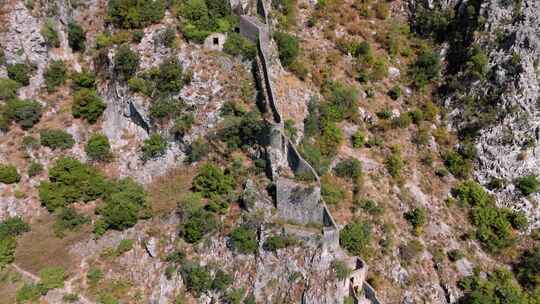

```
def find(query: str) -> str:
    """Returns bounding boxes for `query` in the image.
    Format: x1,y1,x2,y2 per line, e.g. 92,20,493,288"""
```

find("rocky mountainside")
0,0,540,303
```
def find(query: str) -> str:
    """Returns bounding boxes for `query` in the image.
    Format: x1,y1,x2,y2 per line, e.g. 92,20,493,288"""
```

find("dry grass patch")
148,166,197,214
15,214,90,275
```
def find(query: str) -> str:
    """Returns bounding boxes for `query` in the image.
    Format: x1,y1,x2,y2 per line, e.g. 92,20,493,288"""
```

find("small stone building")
203,33,227,51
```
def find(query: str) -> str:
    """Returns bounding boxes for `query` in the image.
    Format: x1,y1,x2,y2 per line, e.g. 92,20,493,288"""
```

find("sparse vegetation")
0,78,21,100
340,220,371,257
141,134,168,160
223,32,257,60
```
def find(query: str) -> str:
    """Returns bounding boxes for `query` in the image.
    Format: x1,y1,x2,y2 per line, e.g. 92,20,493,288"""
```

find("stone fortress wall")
237,1,381,303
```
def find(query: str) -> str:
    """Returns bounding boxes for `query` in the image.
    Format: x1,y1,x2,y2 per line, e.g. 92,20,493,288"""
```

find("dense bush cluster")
72,88,106,123
443,150,471,179
218,108,268,151
0,164,21,184
192,163,235,198
515,175,540,196
454,180,527,253
0,217,30,268
43,60,67,92
41,19,60,48
263,234,298,252
321,175,346,205
68,22,86,52
85,133,113,162
274,32,300,68
114,44,140,78
409,46,441,88
223,33,257,60
71,70,96,90
40,129,75,150
339,220,371,257
53,207,89,237
2,98,43,130
229,226,257,254
0,78,21,100
178,209,218,243
458,269,532,304
141,133,168,160
107,0,165,29
7,63,34,86
175,0,235,42
333,158,362,180
404,207,427,235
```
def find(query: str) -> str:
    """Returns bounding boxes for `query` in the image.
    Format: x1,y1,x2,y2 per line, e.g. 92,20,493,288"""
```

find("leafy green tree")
229,226,257,254
178,209,218,243
71,70,96,90
274,32,299,68
404,207,427,235
7,63,34,86
40,129,75,150
0,165,21,184
107,0,165,29
68,22,86,52
180,262,212,295
114,44,140,78
16,284,41,302
443,150,471,179
223,33,256,60
192,163,235,198
339,220,371,256
333,158,362,180
155,56,184,94
352,130,365,148
72,88,106,123
98,178,147,230
409,47,441,88
331,259,352,280
141,134,168,160
459,270,530,304
0,217,30,268
44,60,67,92
263,235,298,252
86,133,113,162
4,99,43,129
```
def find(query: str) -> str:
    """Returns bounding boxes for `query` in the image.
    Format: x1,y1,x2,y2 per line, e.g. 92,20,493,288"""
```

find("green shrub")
409,47,441,88
107,0,165,29
98,178,147,230
458,269,529,304
97,293,119,304
333,158,362,180
141,134,168,160
66,93,98,123
515,246,540,291
0,164,21,184
43,60,68,92
180,262,212,295
352,130,365,148
67,22,86,52
465,46,489,80
159,26,176,47
0,78,21,100
38,266,66,293
71,70,96,90
331,259,352,280
404,207,427,235
28,161,44,177
0,235,17,268
63,293,80,302
172,114,194,138
4,98,43,129
218,111,268,150
225,288,245,304
322,81,359,121
453,180,494,207
319,122,343,156
385,149,404,178
229,226,257,254
155,56,184,94
192,163,235,198
443,150,471,179
515,175,540,196
53,207,89,237
274,31,299,68
132,30,145,43
340,220,371,256
392,112,413,128
212,269,232,291
149,97,181,121
38,157,108,211
40,129,75,150
116,239,134,255
114,44,140,78
16,283,41,303
223,32,256,60
447,249,464,262
263,234,298,252
0,217,30,238
178,209,218,243
321,175,346,205
186,138,209,163
86,267,103,286
7,63,34,86
387,85,401,100
86,133,113,162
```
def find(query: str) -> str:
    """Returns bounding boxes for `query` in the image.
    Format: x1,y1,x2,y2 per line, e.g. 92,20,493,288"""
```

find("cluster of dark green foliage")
515,246,540,292
178,208,219,243
349,41,388,82
7,63,34,86
86,133,113,162
68,22,86,52
141,133,168,160
107,0,165,29
175,0,236,43
1,98,43,130
385,147,404,178
447,249,464,262
223,33,257,60
53,207,90,237
453,180,527,253
158,26,176,47
442,149,472,179
43,60,67,92
140,56,185,96
274,32,300,68
458,269,533,304
229,226,257,254
0,78,21,100
408,46,441,88
0,164,21,184
404,207,427,235
41,19,60,48
333,158,362,180
16,267,65,299
72,88,106,123
40,129,75,150
114,44,140,78
192,163,235,198
263,234,298,252
218,106,268,151
515,175,540,196
339,220,371,257
0,217,30,268
71,70,96,90
28,161,44,177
